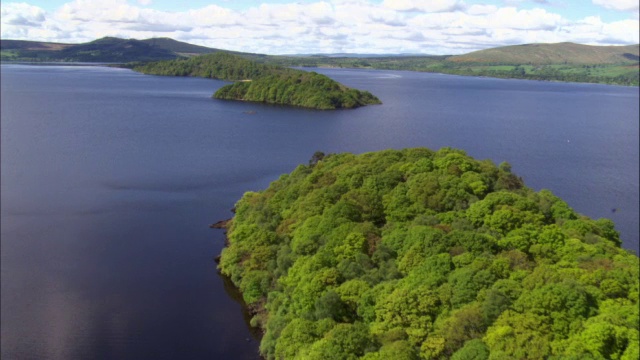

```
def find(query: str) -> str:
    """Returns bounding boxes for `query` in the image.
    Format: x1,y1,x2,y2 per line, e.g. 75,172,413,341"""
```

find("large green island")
218,147,639,360
132,52,381,110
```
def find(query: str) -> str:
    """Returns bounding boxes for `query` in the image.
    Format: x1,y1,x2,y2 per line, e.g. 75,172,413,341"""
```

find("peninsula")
218,148,639,359
131,52,381,110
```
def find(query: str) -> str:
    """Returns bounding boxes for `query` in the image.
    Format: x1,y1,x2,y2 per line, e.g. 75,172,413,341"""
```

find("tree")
450,339,490,360
310,151,326,166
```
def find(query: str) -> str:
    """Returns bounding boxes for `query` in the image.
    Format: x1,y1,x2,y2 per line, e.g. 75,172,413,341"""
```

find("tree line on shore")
259,56,639,86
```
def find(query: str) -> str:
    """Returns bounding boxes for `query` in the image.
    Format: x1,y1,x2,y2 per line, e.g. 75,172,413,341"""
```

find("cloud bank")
1,0,638,54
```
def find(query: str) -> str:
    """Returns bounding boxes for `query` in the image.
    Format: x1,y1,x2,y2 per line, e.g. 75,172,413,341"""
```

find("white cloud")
1,0,638,55
592,0,639,12
488,7,565,30
1,3,46,27
601,19,640,43
186,5,238,27
466,4,498,16
382,0,462,13
56,0,141,23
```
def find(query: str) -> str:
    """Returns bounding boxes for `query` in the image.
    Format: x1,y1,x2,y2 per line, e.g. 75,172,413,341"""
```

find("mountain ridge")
2,37,638,65
0,36,254,62
448,42,640,65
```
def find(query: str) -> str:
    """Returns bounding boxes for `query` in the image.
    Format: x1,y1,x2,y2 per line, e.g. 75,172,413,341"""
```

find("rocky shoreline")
209,218,231,229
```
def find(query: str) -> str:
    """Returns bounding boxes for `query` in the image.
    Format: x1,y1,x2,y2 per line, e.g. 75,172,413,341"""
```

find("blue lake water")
1,64,638,359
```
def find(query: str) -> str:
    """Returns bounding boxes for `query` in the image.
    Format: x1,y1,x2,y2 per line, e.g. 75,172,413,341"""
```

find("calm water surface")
1,64,638,359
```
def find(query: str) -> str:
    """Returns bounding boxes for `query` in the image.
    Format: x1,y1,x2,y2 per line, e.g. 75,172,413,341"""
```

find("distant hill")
2,37,637,85
0,39,74,51
3,37,638,66
139,37,219,56
447,42,640,65
0,37,238,62
290,53,427,58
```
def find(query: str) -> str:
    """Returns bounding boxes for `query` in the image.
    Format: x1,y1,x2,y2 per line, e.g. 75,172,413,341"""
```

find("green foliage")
451,339,490,360
215,71,381,110
132,52,381,109
217,147,639,359
378,340,419,360
133,52,278,79
307,322,373,360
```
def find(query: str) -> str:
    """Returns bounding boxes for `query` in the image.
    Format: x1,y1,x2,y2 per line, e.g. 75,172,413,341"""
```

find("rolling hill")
447,42,639,65
0,36,236,62
0,39,74,51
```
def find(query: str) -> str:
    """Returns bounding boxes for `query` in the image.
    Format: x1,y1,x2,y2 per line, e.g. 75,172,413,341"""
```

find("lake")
1,64,638,360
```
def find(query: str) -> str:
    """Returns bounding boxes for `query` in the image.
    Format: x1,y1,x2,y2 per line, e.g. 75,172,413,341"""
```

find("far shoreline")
2,61,637,88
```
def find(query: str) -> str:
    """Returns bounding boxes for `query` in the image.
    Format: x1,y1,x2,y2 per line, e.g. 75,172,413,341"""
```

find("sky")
1,0,638,55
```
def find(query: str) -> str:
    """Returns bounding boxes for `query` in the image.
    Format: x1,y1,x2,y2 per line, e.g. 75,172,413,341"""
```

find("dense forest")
214,72,381,110
132,52,283,80
218,148,639,360
131,53,381,110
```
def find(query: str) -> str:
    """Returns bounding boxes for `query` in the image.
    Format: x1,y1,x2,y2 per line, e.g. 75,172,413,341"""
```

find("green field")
0,50,18,60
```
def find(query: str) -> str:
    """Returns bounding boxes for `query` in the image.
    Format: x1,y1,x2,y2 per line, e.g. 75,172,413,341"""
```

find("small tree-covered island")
132,52,381,110
218,148,639,360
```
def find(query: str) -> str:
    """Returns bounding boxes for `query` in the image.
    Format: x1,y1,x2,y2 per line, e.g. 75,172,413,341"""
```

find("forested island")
131,52,381,110
218,148,639,360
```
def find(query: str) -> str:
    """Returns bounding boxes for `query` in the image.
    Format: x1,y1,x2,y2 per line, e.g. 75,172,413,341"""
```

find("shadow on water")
218,270,265,343
211,224,263,346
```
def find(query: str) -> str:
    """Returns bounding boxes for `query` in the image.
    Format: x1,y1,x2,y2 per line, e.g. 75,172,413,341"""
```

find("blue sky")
1,0,638,54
